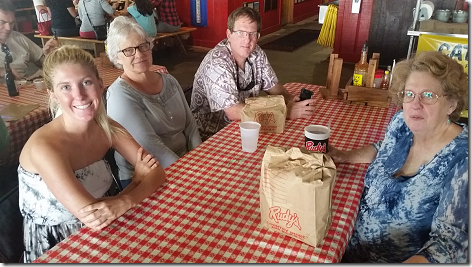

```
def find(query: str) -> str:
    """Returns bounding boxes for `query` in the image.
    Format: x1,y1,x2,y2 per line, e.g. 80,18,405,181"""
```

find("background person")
329,51,468,263
0,0,57,79
44,0,79,37
151,0,181,33
190,6,316,141
18,45,166,263
77,0,117,39
121,0,157,37
32,0,51,26
106,16,201,188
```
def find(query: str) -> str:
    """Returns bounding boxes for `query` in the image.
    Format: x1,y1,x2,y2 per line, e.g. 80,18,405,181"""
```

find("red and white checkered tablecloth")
0,63,168,166
0,84,49,166
34,83,397,263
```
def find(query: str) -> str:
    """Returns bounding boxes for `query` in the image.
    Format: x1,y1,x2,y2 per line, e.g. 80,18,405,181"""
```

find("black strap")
82,2,95,28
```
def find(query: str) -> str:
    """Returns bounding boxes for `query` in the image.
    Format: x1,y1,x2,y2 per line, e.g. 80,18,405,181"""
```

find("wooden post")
366,58,378,88
320,53,344,100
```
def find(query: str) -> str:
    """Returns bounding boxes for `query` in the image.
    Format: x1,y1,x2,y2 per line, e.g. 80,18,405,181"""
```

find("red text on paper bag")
241,95,286,133
268,206,301,230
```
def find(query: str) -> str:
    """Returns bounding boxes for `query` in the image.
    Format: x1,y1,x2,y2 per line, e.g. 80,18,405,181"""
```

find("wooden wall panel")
333,0,374,63
367,0,457,67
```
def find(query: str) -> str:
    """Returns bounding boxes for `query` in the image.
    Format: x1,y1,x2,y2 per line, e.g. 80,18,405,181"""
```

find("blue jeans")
156,21,180,33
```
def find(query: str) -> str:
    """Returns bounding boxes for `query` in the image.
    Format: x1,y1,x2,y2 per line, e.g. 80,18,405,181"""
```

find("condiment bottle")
353,41,369,87
381,70,390,90
373,70,383,88
2,44,18,97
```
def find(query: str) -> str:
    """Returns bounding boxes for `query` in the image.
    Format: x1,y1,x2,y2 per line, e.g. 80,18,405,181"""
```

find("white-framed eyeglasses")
397,90,448,105
232,30,260,39
120,42,151,57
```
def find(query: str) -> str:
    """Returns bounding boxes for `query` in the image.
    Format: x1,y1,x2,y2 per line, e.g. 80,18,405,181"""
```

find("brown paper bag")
260,146,337,247
241,95,286,133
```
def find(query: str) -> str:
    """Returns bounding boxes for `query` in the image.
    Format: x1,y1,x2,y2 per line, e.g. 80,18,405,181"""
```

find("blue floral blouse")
342,110,468,263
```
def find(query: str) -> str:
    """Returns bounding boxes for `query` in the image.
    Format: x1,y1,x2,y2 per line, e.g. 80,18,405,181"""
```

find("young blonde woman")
18,45,166,262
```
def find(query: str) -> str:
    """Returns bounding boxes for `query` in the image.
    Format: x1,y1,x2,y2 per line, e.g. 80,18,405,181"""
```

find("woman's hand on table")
327,144,347,163
133,147,159,183
77,196,132,230
327,144,378,164
287,96,316,119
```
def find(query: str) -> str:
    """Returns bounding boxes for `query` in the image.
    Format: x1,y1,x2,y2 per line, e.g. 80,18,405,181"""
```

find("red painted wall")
333,0,373,63
175,0,283,48
293,0,320,23
175,0,229,48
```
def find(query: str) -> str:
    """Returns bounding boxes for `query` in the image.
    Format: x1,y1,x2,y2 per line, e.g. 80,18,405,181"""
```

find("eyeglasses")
232,30,260,40
119,42,151,57
236,60,255,91
397,90,448,105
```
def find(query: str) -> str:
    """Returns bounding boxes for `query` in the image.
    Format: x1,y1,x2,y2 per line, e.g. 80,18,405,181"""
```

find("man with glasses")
190,6,316,141
0,0,57,80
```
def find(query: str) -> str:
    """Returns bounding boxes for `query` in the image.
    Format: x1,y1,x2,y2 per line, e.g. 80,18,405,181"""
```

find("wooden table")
34,83,397,263
0,62,168,166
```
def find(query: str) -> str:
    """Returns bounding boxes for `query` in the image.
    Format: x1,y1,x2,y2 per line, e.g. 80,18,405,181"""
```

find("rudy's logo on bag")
254,111,276,125
305,141,327,153
268,206,301,230
241,95,286,133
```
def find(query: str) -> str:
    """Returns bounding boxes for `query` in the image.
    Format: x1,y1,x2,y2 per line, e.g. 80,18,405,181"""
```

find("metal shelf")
407,30,468,38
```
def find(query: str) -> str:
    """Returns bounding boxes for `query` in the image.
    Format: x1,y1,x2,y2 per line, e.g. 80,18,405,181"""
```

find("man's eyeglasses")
232,30,260,40
119,42,151,57
397,90,448,105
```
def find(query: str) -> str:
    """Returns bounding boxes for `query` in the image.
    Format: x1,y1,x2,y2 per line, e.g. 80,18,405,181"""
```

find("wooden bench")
34,34,105,57
34,26,197,56
153,27,197,55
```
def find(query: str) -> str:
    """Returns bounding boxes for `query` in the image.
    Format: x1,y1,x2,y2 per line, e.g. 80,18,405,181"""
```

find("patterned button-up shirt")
342,110,469,263
151,0,181,26
190,39,278,141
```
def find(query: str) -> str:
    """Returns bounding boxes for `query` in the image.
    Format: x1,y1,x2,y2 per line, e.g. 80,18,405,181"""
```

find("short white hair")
105,16,154,69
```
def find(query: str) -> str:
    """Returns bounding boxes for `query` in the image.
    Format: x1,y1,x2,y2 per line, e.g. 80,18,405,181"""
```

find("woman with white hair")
106,16,201,188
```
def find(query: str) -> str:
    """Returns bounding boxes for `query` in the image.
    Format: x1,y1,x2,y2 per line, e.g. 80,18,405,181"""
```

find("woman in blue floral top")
328,51,468,263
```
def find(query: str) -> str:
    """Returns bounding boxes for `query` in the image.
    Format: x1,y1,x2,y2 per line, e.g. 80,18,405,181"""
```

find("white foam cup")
239,121,261,153
33,78,46,90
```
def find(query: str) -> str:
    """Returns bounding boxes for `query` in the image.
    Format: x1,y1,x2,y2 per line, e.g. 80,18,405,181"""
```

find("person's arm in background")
119,0,130,15
34,4,49,14
67,6,78,18
100,0,117,16
406,158,469,263
107,82,180,168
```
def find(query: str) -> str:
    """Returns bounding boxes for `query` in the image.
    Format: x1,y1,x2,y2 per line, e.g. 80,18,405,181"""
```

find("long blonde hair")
43,45,123,143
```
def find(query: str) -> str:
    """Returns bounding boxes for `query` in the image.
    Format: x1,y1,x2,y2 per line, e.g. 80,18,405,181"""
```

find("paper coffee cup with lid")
304,125,330,153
